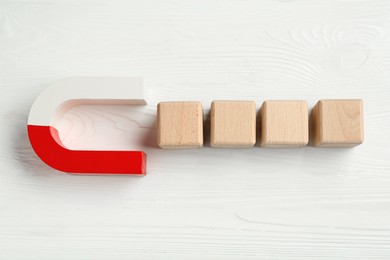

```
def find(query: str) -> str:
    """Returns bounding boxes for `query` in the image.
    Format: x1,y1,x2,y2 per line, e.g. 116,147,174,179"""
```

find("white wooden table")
1,0,390,259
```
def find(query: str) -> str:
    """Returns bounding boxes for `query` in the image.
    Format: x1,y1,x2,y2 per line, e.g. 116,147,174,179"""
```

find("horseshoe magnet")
27,77,147,175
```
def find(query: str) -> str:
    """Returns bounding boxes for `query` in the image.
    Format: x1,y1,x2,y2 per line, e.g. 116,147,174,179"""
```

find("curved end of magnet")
27,77,148,175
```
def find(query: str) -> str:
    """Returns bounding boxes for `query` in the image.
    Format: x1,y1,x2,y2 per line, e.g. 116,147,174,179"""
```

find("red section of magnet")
28,125,146,175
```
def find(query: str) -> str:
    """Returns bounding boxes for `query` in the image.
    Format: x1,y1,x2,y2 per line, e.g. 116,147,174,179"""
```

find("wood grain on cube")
157,102,203,149
210,101,256,148
313,99,364,147
261,100,308,147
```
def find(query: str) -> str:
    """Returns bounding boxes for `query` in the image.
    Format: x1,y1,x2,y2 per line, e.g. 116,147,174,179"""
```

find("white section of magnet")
28,77,147,126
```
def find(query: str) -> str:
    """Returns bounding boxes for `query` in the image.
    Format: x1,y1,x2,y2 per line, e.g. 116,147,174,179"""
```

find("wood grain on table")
1,0,390,259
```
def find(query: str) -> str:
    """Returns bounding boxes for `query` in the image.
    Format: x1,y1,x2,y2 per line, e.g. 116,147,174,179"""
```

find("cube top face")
261,100,308,147
157,101,203,149
210,101,256,148
314,99,363,147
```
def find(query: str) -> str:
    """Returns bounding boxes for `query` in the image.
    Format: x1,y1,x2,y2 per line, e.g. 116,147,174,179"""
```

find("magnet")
27,77,147,175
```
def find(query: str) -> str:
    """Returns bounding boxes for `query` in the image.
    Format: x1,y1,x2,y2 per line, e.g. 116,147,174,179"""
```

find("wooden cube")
210,101,256,148
157,101,203,149
260,100,308,147
313,99,364,147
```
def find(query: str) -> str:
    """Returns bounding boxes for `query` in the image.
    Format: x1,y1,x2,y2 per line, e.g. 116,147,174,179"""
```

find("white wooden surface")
1,0,390,259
